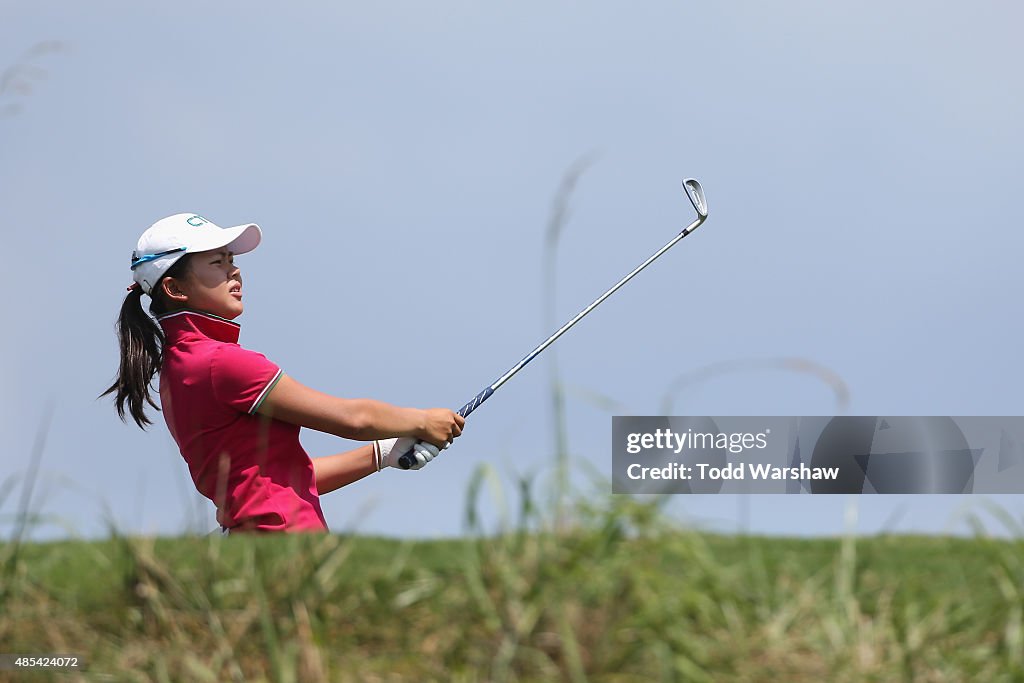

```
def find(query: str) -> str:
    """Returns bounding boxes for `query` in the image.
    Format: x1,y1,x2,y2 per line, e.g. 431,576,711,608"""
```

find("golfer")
103,213,464,533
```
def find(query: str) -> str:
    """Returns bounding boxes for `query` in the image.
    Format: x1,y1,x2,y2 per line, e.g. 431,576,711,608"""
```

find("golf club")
397,178,710,469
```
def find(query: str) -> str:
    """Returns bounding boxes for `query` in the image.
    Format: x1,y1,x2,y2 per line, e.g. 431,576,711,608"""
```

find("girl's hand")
419,408,465,448
375,437,440,470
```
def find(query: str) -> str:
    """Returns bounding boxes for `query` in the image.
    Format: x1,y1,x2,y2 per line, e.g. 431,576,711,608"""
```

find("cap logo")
186,215,209,227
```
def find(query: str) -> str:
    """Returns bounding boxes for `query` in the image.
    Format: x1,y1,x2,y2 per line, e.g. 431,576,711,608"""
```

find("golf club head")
682,178,707,220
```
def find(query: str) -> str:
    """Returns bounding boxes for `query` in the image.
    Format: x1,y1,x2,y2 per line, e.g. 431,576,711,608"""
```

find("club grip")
458,386,494,418
396,441,426,470
397,386,494,469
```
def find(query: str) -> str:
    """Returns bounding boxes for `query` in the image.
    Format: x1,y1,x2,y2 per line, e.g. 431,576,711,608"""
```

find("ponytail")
101,286,165,428
102,254,191,429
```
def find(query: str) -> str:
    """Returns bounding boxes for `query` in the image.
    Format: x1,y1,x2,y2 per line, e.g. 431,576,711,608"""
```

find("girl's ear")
161,276,189,304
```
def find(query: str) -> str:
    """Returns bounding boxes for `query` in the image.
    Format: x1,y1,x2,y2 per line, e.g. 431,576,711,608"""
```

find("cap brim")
225,223,261,255
184,223,262,256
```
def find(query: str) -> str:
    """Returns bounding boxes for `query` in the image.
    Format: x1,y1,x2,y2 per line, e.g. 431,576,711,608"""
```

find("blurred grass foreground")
3,470,1024,683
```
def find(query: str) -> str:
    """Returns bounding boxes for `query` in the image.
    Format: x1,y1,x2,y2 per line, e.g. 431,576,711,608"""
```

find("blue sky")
2,2,1022,540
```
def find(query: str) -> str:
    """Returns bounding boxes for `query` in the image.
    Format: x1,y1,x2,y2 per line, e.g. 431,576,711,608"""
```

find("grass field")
3,484,1023,683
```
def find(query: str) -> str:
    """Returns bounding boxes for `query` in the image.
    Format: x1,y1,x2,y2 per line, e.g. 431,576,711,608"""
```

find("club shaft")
454,215,705,422
490,215,704,394
399,211,706,469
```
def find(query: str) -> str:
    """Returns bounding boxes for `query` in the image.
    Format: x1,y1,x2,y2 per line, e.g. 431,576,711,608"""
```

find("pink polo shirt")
157,309,328,533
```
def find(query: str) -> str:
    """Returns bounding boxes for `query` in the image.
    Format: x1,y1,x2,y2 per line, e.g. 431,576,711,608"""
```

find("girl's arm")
311,445,377,494
255,374,463,447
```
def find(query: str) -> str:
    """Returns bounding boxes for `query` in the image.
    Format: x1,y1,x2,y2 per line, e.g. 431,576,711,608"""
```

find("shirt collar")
157,309,241,344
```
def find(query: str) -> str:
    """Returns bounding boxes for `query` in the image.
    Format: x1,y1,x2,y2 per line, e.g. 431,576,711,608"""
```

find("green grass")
3,488,1023,682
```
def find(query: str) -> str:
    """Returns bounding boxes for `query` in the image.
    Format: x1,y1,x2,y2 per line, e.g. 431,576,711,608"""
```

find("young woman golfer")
103,213,464,533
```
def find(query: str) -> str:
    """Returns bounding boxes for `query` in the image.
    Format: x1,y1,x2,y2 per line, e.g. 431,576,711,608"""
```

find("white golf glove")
374,437,441,471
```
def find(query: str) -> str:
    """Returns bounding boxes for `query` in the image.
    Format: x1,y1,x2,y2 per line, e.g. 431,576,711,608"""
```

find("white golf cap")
130,213,262,295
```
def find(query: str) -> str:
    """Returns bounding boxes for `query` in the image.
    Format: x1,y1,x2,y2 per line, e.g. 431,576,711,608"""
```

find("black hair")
101,254,192,429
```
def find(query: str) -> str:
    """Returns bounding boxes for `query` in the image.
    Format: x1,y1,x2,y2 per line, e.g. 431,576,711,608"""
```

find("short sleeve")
210,344,284,414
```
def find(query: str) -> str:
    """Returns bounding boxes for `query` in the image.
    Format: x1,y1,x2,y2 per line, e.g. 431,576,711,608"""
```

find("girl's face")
163,248,244,319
